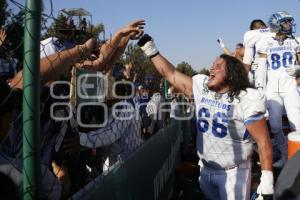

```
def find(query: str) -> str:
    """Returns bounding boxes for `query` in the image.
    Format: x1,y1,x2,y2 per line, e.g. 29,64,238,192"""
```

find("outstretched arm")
10,38,97,89
150,55,193,97
217,37,232,55
82,20,145,71
104,34,132,68
138,34,193,97
246,117,273,198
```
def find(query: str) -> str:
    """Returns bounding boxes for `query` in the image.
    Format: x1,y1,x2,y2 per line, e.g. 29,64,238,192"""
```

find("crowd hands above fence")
0,19,192,199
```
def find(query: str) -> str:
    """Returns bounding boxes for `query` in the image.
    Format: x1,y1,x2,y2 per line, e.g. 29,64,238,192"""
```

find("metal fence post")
163,79,169,100
23,0,41,199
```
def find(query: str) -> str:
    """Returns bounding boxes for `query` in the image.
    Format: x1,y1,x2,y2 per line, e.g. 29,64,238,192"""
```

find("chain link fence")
0,1,189,199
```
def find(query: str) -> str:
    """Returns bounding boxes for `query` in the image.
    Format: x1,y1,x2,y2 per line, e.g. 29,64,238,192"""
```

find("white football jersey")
243,28,275,65
192,74,266,168
258,37,300,79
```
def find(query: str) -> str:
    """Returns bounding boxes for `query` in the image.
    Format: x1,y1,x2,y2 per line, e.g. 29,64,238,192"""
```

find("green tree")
42,13,69,40
1,0,46,69
198,68,210,75
124,43,162,87
43,13,105,44
41,1,48,32
176,61,196,77
90,23,105,39
2,10,25,68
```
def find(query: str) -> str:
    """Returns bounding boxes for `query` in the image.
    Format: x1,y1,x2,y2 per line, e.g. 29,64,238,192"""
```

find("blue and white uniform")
40,37,75,59
193,74,266,200
243,28,275,88
257,36,300,165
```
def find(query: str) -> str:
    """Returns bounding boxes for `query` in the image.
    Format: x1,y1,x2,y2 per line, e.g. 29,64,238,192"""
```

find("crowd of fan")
0,20,179,199
0,29,18,82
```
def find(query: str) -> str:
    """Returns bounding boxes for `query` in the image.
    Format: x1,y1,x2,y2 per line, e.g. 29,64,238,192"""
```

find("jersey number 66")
197,107,228,138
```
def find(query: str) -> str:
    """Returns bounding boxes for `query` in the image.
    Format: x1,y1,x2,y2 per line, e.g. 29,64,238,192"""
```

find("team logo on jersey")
269,45,293,53
214,92,222,100
202,88,209,95
259,28,270,33
200,97,232,111
202,77,209,95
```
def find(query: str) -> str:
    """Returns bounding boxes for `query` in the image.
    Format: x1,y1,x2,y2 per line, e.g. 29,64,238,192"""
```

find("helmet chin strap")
281,29,293,35
290,35,300,45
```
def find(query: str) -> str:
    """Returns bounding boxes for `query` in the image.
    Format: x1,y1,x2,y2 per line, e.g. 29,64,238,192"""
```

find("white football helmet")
268,11,296,35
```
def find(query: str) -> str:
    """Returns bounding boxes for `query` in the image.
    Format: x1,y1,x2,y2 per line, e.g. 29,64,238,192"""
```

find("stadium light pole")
23,0,41,199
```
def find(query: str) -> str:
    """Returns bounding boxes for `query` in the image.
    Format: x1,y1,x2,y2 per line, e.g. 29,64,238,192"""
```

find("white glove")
137,34,159,58
217,37,225,48
255,170,274,199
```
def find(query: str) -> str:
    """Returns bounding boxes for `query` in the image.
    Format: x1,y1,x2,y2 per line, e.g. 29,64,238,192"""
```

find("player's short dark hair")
250,19,266,30
236,43,244,48
220,54,252,102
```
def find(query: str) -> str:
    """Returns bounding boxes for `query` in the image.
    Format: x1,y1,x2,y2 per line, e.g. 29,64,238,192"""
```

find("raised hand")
117,19,145,39
217,37,225,48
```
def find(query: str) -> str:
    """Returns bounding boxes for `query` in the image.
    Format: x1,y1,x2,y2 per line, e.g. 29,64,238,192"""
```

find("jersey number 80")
270,52,293,70
197,107,228,138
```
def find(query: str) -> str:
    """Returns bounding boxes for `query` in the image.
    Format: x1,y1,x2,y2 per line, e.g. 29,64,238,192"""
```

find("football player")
257,11,300,168
138,33,273,200
243,19,275,90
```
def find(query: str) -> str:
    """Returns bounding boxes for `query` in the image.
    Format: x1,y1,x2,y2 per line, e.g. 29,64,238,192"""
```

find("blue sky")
9,0,300,70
